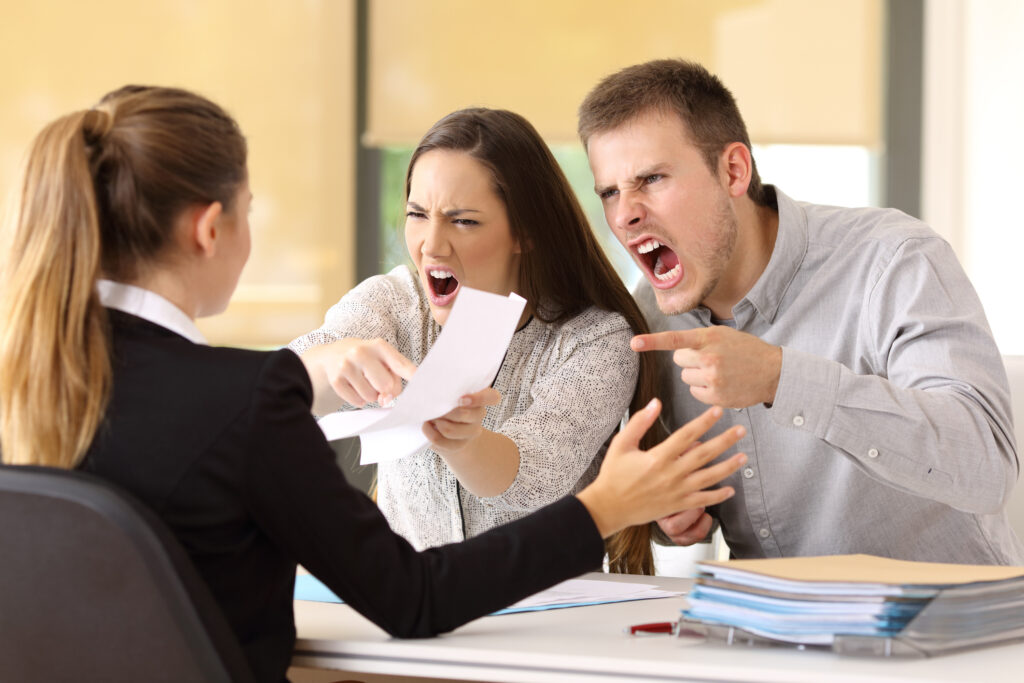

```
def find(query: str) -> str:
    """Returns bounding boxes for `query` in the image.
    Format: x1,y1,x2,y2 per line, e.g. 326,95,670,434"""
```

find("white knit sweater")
290,266,638,549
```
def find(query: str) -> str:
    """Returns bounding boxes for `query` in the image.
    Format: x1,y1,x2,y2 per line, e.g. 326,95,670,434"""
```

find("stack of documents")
681,554,1024,656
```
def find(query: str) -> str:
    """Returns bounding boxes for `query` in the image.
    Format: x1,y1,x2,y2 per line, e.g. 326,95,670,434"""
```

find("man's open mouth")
633,238,682,287
427,267,460,304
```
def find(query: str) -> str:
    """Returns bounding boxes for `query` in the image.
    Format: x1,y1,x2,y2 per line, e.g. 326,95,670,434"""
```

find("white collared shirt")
97,279,207,345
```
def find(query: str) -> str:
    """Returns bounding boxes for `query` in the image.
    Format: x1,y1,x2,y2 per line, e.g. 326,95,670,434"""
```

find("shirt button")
867,448,879,459
792,415,805,427
743,467,755,479
759,528,770,538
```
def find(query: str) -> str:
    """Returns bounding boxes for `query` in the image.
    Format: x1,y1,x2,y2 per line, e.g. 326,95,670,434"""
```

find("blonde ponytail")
0,110,112,468
2,86,246,468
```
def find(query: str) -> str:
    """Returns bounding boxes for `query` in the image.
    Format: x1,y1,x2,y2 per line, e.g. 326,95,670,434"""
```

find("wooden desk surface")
293,572,1024,682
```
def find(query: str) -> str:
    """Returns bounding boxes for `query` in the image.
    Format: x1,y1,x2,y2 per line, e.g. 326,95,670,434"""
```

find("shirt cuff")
768,346,841,440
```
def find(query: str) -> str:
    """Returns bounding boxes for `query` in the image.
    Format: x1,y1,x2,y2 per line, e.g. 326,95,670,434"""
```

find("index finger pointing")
631,329,704,352
380,346,418,381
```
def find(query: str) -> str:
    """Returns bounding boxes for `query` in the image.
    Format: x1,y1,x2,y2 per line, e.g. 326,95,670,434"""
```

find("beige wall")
367,0,881,146
0,0,356,347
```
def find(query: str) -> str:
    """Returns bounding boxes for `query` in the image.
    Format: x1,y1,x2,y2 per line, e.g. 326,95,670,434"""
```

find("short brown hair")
578,59,769,207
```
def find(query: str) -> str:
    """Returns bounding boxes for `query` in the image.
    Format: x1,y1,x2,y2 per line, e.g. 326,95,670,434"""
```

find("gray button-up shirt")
636,187,1024,564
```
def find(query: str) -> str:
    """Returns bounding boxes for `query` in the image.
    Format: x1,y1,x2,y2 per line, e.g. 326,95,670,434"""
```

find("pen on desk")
625,621,675,635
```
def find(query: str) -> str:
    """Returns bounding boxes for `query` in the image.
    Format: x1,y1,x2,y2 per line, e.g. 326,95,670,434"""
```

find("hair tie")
82,107,114,145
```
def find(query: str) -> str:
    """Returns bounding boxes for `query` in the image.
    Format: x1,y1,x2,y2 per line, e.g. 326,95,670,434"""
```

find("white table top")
293,572,1024,682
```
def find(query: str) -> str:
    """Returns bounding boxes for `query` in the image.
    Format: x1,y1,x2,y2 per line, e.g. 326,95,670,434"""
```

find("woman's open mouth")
633,237,683,289
426,267,460,305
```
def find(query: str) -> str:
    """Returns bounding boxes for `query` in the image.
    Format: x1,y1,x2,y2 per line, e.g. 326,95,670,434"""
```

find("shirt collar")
96,279,207,345
737,186,808,325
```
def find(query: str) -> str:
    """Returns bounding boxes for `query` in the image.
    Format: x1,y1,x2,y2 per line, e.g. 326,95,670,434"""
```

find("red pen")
625,621,675,635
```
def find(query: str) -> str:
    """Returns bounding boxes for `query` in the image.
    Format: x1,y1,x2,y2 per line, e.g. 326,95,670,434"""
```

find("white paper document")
498,578,681,614
317,287,526,465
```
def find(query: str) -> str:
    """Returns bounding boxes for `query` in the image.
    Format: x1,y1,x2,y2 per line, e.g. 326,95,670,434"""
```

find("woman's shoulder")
522,306,635,366
144,338,308,404
545,306,633,341
348,264,423,305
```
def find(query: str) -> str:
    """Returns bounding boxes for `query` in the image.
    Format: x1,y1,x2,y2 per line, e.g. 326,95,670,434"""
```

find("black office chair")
0,465,255,683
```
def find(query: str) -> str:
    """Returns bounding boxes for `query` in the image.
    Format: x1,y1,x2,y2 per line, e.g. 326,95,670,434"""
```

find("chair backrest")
1004,356,1024,542
0,465,255,683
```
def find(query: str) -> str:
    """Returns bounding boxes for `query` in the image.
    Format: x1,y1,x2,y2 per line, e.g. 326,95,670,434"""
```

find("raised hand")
576,400,747,538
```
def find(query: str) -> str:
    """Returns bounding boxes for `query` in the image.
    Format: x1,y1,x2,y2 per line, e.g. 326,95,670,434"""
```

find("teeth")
636,239,661,254
655,264,681,282
428,269,454,279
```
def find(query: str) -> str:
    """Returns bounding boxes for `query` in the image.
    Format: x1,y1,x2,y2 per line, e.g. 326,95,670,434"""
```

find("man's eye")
598,189,618,200
406,211,426,219
453,218,479,226
644,174,663,185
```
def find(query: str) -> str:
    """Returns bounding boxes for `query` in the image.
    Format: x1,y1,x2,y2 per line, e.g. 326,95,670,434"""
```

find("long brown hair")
408,108,662,573
0,86,246,469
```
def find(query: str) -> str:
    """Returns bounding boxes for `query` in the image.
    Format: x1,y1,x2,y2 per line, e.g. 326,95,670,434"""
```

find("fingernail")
710,406,722,418
737,453,748,464
459,397,471,407
646,398,659,411
735,425,746,437
632,337,645,350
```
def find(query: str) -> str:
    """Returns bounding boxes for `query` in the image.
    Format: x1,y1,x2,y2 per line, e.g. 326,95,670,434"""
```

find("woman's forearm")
437,428,520,498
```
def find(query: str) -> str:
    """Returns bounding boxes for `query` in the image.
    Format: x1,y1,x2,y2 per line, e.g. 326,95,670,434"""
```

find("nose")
420,218,451,257
614,190,646,232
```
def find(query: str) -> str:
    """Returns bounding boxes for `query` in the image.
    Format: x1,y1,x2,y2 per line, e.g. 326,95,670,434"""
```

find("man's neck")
704,197,780,320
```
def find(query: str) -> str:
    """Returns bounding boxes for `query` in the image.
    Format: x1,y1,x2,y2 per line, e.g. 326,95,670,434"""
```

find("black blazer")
82,311,603,683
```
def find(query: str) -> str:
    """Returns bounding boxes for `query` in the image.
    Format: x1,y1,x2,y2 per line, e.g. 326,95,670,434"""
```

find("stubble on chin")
652,205,738,318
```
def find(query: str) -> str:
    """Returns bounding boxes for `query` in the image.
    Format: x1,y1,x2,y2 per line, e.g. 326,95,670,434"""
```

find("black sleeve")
242,349,605,637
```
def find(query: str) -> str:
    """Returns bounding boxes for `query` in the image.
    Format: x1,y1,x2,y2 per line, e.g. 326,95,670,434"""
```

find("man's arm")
637,236,1017,515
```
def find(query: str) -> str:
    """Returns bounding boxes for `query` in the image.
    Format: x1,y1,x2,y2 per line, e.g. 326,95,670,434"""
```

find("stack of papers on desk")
682,554,1024,654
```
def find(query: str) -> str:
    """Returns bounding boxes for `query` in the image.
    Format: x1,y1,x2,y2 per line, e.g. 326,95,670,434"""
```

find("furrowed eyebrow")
633,163,670,183
405,201,481,217
595,163,672,195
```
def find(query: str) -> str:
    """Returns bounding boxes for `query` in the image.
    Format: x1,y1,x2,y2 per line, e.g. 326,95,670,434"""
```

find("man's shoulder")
800,200,942,252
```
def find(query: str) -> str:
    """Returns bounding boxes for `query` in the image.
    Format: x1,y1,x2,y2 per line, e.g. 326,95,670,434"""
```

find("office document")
680,554,1024,656
294,574,679,615
317,287,526,464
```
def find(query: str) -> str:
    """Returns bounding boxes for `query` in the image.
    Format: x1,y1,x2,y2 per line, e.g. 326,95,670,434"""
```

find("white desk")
293,572,1024,682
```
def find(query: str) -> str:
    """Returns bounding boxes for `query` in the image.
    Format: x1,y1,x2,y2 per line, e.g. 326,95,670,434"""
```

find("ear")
719,142,753,199
189,201,224,258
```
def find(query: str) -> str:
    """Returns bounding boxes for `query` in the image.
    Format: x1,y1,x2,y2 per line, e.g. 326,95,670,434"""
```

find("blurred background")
3,0,1022,354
